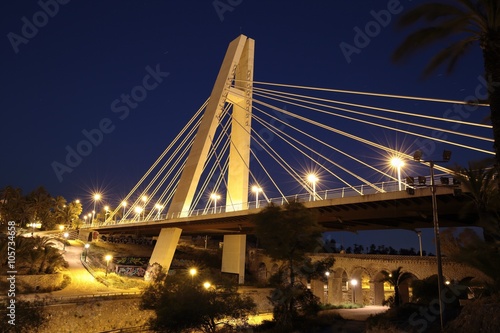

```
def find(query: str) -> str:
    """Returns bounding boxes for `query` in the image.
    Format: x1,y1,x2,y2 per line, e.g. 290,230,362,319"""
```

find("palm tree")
455,164,500,242
393,0,500,166
379,267,414,307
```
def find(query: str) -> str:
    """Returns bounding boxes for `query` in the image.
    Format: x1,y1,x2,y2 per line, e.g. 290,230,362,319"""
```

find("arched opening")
328,268,347,304
350,268,371,305
257,262,267,283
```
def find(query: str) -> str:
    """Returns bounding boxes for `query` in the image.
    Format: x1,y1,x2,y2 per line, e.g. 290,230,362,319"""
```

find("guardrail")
80,252,110,287
81,174,455,228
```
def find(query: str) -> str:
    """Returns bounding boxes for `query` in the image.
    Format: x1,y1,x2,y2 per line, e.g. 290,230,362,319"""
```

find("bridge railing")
83,175,454,228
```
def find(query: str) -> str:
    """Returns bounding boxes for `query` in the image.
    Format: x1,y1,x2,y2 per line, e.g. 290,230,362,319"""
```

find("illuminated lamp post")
252,185,262,208
210,193,220,213
390,157,405,191
307,174,318,201
350,279,358,304
105,255,112,276
413,149,451,331
92,194,101,224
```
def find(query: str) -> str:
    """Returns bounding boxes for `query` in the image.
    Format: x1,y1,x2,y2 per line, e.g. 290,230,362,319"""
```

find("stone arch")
372,270,388,306
257,262,267,283
327,267,348,304
350,267,371,305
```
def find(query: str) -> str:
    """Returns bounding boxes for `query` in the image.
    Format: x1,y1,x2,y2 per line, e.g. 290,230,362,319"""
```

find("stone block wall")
39,298,154,333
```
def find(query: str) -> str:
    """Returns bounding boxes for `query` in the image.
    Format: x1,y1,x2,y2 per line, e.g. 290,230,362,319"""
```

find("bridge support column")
373,280,385,305
221,234,246,284
329,277,343,304
399,281,410,304
147,228,182,278
310,279,325,304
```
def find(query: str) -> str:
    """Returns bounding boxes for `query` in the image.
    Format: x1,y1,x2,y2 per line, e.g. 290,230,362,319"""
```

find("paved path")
326,305,389,321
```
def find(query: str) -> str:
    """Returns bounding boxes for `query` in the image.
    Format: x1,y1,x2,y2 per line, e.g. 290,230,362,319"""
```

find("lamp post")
307,174,318,201
105,255,112,276
413,149,451,331
121,201,127,219
92,194,101,224
155,203,164,220
350,279,358,304
63,232,69,251
210,193,220,213
390,157,405,191
104,205,109,223
141,195,147,219
252,185,262,208
189,268,197,282
416,230,423,257
84,243,90,262
134,206,143,221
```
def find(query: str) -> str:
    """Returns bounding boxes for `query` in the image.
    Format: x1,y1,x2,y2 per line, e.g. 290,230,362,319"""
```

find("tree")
393,0,500,166
379,267,414,307
26,187,54,230
251,201,326,330
141,271,256,333
455,164,500,242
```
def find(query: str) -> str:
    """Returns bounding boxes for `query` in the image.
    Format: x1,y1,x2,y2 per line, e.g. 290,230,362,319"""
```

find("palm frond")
423,36,478,77
397,3,466,28
393,19,470,63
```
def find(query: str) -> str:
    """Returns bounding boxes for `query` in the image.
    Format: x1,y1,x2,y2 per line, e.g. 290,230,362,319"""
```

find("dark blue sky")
1,1,490,251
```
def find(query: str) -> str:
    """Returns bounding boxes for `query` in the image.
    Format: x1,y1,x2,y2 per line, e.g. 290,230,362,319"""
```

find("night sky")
1,1,490,252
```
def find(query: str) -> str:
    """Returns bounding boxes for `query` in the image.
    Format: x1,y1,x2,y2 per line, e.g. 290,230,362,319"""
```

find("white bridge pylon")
169,35,254,217
148,35,254,282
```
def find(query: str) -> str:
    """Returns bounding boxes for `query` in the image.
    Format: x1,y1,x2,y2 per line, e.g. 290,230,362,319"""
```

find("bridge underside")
92,187,477,237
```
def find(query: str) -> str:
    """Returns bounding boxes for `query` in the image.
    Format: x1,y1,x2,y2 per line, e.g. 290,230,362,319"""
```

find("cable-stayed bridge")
81,35,493,282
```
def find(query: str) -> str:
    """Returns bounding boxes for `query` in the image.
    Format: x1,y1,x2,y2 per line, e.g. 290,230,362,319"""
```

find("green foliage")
252,201,323,264
252,201,328,331
0,185,81,230
378,267,414,307
392,0,500,167
0,235,67,275
441,226,500,293
141,271,256,333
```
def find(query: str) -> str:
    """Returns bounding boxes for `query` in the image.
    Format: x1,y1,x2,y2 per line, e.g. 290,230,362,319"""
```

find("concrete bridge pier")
147,228,182,278
221,234,246,284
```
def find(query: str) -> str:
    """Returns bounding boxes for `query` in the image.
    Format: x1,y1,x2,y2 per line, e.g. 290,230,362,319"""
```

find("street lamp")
252,185,262,208
134,206,143,220
413,149,451,331
189,268,197,282
415,230,423,257
104,205,109,223
210,193,220,213
105,254,112,276
390,157,405,191
141,195,148,219
203,281,211,290
63,232,69,251
92,194,101,224
350,279,358,304
84,243,90,262
121,201,127,219
307,174,318,201
155,203,164,220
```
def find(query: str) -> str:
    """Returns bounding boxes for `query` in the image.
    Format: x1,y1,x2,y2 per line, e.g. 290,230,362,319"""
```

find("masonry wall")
39,299,154,333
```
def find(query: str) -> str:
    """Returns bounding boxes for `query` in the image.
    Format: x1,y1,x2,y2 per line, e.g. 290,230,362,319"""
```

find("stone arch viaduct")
247,251,489,306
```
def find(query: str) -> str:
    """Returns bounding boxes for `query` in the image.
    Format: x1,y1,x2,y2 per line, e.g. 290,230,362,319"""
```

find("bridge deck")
87,186,475,236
